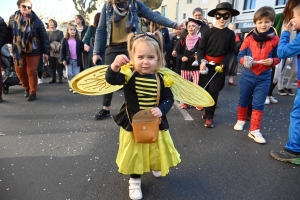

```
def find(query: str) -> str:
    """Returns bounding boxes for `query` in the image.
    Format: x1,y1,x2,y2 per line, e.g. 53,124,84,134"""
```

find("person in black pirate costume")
197,2,240,128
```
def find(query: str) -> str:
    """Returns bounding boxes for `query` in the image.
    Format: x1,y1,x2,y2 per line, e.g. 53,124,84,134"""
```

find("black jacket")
174,23,209,51
60,38,84,67
9,11,50,56
0,16,12,47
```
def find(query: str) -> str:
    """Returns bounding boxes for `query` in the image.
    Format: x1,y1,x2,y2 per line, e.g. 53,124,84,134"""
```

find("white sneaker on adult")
234,120,246,131
152,170,162,177
265,96,270,104
269,96,278,103
129,178,142,200
38,78,43,85
248,130,266,144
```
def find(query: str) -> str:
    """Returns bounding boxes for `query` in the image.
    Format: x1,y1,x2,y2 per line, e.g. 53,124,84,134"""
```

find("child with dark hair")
197,2,239,128
234,6,280,144
177,18,202,110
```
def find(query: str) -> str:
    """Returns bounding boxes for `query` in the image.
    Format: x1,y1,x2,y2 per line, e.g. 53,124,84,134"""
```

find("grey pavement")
0,74,299,200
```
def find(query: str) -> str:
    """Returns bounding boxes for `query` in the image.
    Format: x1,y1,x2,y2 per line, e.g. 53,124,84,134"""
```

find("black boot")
49,79,56,84
27,94,36,101
0,96,3,103
24,89,30,98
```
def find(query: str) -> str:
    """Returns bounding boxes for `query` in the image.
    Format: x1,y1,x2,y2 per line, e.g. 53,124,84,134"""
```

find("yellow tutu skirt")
116,127,181,177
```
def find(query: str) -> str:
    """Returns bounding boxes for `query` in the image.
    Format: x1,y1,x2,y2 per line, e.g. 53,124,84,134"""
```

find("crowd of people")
1,0,300,200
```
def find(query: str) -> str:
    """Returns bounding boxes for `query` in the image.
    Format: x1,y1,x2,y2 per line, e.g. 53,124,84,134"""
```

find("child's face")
173,29,182,36
133,42,158,75
291,10,300,31
68,26,76,37
187,22,199,35
193,11,202,20
254,17,272,33
215,10,231,27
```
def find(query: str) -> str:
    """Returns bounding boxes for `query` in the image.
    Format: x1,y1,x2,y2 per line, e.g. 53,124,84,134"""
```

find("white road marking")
174,101,194,120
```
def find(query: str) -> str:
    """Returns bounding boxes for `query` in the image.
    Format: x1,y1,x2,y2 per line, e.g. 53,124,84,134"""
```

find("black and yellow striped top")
135,77,158,110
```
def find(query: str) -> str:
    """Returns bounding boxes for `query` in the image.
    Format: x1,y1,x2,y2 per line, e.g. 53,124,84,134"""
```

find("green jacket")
274,13,283,37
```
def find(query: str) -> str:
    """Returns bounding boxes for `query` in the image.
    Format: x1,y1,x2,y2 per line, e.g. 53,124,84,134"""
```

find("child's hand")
261,58,273,66
151,107,162,118
182,56,188,62
200,62,206,70
283,21,293,32
111,54,130,72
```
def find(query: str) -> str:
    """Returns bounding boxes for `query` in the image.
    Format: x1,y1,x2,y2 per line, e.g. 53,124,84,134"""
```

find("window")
162,6,167,17
202,10,207,19
243,0,256,10
187,0,192,3
276,0,287,5
183,13,186,19
200,0,208,3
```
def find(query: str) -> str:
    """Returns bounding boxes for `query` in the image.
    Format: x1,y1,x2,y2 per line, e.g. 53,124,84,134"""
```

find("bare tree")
72,0,105,25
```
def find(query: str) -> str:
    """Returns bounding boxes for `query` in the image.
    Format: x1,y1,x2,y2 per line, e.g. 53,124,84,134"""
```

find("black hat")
185,18,203,27
207,2,240,17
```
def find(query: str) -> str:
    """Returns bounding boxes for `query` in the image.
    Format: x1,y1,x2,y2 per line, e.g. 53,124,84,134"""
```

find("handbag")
126,73,161,143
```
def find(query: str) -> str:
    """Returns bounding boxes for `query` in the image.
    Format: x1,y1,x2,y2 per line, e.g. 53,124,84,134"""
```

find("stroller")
1,45,20,94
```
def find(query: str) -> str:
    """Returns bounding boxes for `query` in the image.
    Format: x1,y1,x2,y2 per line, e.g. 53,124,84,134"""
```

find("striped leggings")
181,70,200,85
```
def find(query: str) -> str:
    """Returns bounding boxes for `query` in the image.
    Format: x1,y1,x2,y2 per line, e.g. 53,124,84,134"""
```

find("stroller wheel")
3,87,9,94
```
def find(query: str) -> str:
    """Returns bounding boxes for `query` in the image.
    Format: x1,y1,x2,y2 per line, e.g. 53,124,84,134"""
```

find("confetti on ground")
0,133,5,136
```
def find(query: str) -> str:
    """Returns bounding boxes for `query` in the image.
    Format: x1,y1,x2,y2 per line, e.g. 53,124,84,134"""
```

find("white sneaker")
69,88,73,92
248,130,266,144
38,78,43,85
152,170,162,177
265,96,270,104
269,96,278,104
234,120,246,131
129,178,142,200
73,90,77,94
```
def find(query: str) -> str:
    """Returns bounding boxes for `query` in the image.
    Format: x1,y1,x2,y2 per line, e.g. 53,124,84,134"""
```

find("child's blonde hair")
293,4,300,16
127,31,165,69
65,23,79,40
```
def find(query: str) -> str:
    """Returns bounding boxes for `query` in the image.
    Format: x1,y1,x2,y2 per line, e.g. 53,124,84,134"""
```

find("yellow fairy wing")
158,67,214,107
69,65,123,95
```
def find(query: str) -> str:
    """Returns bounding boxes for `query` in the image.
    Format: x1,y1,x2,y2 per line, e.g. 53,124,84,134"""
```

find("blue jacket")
93,1,178,55
277,31,300,59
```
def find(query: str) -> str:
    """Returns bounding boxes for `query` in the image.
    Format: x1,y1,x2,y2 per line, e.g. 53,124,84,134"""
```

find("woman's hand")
261,58,273,66
84,44,90,52
93,55,102,65
111,54,130,72
151,107,162,118
62,60,67,66
172,51,177,57
43,54,48,62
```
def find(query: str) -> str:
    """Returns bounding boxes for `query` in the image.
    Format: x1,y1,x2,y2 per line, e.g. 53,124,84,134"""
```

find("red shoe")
195,106,203,111
181,103,188,109
228,82,237,86
205,118,214,128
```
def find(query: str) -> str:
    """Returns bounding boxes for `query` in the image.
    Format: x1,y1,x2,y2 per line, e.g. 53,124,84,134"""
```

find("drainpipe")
176,0,179,23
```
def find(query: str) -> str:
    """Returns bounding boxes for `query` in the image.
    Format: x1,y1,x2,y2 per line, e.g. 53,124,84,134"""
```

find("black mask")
215,12,230,20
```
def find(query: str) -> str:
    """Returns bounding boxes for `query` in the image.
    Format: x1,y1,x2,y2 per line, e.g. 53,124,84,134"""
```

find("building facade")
155,0,286,33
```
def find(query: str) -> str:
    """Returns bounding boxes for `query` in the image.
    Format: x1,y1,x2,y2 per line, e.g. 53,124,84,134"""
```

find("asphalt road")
0,74,299,200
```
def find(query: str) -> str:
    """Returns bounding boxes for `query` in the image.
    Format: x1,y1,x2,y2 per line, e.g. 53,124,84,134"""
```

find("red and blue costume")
237,27,280,132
